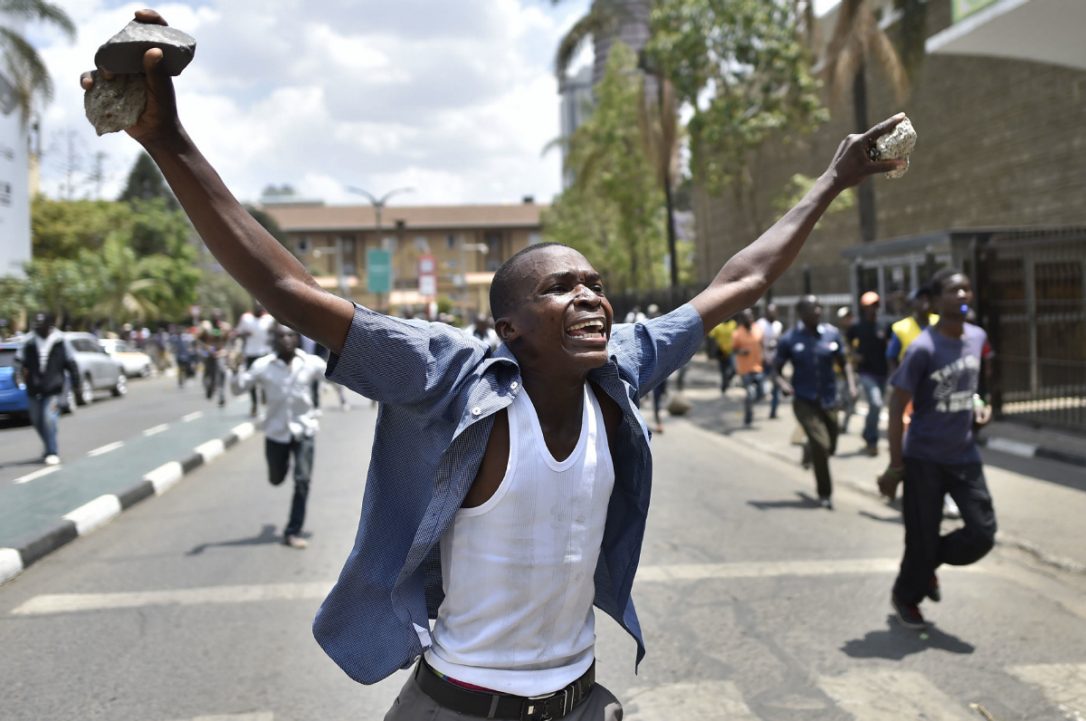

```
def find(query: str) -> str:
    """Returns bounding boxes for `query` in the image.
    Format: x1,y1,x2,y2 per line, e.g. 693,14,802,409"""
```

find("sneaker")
819,497,834,510
43,454,60,466
926,575,941,603
891,594,927,629
943,496,961,519
864,444,879,457
283,534,308,550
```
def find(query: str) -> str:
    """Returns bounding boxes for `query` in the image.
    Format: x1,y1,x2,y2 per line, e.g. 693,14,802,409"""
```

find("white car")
99,338,154,379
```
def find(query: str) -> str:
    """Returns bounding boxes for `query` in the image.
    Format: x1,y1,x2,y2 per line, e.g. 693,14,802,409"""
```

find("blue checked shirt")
313,303,705,684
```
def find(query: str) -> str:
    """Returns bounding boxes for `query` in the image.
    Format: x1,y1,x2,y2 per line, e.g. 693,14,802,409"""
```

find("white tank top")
424,383,615,696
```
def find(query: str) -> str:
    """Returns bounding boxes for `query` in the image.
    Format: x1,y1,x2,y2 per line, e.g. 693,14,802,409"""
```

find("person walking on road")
15,313,82,466
236,303,275,417
847,291,890,456
878,269,997,630
231,324,326,549
757,303,783,419
775,296,856,509
80,17,907,715
732,309,764,427
708,316,738,392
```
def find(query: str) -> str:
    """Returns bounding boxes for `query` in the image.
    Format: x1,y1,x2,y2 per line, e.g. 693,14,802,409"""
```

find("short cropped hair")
928,268,967,296
489,242,571,320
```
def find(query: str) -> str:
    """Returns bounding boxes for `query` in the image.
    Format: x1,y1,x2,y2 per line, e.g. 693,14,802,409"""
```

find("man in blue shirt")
775,296,856,509
81,14,908,717
878,269,996,630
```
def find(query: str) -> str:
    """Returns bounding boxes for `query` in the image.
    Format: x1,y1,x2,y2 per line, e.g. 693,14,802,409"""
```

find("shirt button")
471,406,482,416
510,381,519,390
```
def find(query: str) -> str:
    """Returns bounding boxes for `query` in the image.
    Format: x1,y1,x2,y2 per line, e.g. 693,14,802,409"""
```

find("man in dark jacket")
16,313,81,465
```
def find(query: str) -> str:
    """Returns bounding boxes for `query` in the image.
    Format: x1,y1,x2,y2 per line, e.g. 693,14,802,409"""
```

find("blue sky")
32,0,592,205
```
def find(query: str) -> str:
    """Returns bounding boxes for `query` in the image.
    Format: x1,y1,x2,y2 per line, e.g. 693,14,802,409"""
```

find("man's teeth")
568,320,604,333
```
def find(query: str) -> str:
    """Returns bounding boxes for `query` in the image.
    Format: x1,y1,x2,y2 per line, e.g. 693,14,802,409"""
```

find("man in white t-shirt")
235,303,275,416
231,324,326,549
757,303,783,419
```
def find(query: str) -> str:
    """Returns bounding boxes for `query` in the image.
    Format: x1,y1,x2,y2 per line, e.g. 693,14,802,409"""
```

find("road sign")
418,253,437,297
366,249,392,294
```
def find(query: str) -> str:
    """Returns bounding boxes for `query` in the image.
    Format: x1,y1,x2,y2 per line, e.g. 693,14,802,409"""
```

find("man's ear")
495,317,517,343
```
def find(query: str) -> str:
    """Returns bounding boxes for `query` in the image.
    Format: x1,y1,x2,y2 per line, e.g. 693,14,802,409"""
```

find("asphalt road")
1,387,1084,720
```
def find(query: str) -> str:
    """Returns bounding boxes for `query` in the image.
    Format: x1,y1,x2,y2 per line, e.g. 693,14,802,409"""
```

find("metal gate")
977,229,1086,432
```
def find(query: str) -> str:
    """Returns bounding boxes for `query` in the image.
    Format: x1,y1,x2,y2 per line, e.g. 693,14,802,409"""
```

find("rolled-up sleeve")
609,304,705,396
327,304,485,407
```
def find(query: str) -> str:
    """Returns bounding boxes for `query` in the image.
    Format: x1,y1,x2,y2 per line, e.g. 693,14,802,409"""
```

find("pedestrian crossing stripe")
819,669,975,720
625,681,758,720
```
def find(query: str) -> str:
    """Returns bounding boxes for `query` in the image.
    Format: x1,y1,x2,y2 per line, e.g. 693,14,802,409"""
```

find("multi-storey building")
261,199,546,318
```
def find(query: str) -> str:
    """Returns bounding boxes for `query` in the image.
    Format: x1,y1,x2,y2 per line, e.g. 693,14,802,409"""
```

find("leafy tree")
0,274,30,333
88,235,163,326
648,0,826,236
821,0,925,242
0,0,76,125
23,256,100,327
31,196,127,258
119,151,178,209
544,43,668,293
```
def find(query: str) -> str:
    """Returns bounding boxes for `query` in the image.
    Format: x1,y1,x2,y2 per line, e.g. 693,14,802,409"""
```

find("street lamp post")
346,186,414,309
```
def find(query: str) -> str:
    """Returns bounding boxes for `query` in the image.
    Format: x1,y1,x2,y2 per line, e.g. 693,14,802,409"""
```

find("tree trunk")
853,61,877,243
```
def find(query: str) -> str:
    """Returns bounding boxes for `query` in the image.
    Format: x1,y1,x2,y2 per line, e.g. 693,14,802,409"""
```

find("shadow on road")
747,492,823,511
840,618,975,659
186,523,288,555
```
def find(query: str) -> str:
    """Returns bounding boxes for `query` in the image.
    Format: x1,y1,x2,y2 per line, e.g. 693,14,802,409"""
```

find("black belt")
415,659,595,720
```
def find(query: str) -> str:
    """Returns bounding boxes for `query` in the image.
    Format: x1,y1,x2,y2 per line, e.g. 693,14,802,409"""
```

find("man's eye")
592,285,605,295
549,285,567,293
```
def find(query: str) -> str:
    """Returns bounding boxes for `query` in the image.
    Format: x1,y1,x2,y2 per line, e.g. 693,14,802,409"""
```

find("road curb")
0,421,258,587
978,435,1086,468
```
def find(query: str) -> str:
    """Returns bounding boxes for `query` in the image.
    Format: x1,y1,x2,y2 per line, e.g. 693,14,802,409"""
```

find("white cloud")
30,0,591,206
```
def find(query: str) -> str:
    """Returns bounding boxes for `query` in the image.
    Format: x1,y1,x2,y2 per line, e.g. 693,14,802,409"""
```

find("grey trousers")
383,671,623,720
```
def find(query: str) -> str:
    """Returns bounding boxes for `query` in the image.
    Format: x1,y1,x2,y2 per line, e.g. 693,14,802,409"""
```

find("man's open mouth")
566,318,607,341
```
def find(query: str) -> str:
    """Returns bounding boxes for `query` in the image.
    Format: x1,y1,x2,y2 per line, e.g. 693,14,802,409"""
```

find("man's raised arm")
690,114,908,330
80,10,354,354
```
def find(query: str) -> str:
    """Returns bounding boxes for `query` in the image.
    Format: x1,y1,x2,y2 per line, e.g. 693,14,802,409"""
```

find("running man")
878,269,997,629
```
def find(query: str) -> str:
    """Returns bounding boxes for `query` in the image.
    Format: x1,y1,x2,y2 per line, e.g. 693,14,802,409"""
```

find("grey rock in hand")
84,74,147,136
93,21,196,76
870,117,917,179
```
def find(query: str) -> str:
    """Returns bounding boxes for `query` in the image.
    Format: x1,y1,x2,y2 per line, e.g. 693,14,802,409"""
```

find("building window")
446,233,458,250
296,236,309,253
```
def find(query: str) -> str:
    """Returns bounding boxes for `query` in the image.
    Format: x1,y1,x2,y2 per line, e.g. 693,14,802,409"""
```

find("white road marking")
168,714,274,721
143,461,184,495
13,466,60,485
636,558,900,583
182,411,204,422
62,494,122,536
194,438,225,463
986,437,1039,458
11,581,333,615
1009,664,1086,721
625,681,758,720
87,441,123,457
0,548,23,585
143,423,170,437
231,421,255,441
818,668,975,720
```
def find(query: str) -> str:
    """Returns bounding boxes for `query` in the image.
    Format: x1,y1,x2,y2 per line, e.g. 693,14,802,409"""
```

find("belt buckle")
524,688,569,721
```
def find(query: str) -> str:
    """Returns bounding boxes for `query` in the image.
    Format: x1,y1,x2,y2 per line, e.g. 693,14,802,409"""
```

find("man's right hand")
877,465,904,501
79,9,180,147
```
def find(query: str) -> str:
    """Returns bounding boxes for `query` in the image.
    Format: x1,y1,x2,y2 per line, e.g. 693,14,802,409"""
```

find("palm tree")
820,0,926,242
0,0,76,126
92,235,163,327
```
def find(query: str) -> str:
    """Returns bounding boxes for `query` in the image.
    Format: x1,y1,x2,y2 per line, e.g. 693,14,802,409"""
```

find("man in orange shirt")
732,309,764,426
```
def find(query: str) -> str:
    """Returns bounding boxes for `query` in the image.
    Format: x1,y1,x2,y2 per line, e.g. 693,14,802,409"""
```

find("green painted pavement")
0,397,256,548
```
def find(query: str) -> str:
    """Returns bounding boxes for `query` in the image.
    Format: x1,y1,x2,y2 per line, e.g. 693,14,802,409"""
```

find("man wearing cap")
847,292,891,456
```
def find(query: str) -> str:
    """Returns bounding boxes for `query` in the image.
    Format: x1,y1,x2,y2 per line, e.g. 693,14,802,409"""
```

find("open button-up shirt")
232,350,326,443
313,303,704,684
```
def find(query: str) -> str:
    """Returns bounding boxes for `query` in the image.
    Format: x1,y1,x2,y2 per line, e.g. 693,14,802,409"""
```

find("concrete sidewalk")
664,359,1086,574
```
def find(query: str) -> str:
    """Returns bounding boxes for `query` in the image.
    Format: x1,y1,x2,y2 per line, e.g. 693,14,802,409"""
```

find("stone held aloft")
870,117,917,179
84,21,196,136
